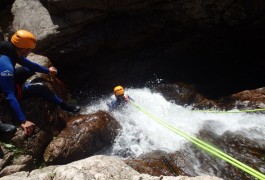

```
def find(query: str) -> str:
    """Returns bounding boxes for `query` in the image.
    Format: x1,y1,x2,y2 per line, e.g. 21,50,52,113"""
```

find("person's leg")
22,82,80,113
0,123,16,133
23,82,62,104
15,66,35,85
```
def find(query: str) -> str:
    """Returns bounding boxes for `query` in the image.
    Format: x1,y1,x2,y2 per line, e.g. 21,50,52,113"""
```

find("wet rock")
125,150,198,177
153,83,219,109
44,111,121,165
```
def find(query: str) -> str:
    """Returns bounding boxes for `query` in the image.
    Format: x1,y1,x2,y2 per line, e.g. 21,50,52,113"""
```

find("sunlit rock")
44,111,121,165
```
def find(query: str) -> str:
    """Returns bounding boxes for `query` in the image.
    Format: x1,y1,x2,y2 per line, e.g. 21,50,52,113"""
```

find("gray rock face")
0,155,223,180
12,0,59,42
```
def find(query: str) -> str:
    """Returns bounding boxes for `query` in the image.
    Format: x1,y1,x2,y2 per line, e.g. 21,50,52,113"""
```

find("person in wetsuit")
108,85,134,111
0,30,80,135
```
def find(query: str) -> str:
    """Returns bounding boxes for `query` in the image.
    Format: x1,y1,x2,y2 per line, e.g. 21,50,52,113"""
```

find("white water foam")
82,87,265,158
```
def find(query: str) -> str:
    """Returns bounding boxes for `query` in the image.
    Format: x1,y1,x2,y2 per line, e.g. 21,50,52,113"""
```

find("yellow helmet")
114,86,124,96
11,30,36,49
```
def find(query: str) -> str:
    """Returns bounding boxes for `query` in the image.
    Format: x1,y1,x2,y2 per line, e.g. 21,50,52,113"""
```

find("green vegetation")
39,162,47,169
49,168,56,178
2,143,25,157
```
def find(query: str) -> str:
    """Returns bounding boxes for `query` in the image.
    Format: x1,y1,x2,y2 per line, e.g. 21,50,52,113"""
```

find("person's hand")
21,120,35,136
124,95,129,101
49,66,57,77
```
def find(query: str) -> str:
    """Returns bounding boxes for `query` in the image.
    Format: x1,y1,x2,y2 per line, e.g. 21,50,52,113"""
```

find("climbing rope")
192,108,265,113
129,100,265,180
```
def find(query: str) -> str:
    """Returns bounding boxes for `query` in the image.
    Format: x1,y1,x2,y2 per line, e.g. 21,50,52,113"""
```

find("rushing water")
81,87,265,161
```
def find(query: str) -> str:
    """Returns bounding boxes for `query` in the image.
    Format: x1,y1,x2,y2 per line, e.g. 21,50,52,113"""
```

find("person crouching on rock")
0,30,81,136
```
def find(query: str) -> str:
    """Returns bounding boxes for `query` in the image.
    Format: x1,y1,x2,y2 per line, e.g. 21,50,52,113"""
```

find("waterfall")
81,87,265,160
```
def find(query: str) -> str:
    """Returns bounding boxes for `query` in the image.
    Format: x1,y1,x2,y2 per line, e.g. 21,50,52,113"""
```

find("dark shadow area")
54,22,265,100
0,0,14,37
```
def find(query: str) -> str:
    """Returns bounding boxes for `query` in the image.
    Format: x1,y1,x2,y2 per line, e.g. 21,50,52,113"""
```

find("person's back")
108,85,133,112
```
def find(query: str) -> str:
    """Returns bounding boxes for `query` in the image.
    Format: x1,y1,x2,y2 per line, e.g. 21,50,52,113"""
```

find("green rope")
193,108,265,113
129,100,265,180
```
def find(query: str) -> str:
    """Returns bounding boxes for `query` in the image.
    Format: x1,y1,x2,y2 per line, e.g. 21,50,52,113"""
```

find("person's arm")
0,64,35,135
128,96,134,102
19,57,58,79
18,57,49,74
124,94,134,102
107,100,118,112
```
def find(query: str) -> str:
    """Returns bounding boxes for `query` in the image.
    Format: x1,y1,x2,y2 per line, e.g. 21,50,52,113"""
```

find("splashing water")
82,87,265,159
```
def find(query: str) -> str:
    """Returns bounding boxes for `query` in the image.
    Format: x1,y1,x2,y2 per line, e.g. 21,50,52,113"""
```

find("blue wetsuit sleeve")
128,95,134,102
107,100,117,112
18,57,49,74
0,56,26,122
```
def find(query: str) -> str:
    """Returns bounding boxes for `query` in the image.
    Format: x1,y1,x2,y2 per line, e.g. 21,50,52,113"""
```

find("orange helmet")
114,86,124,96
11,30,36,49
